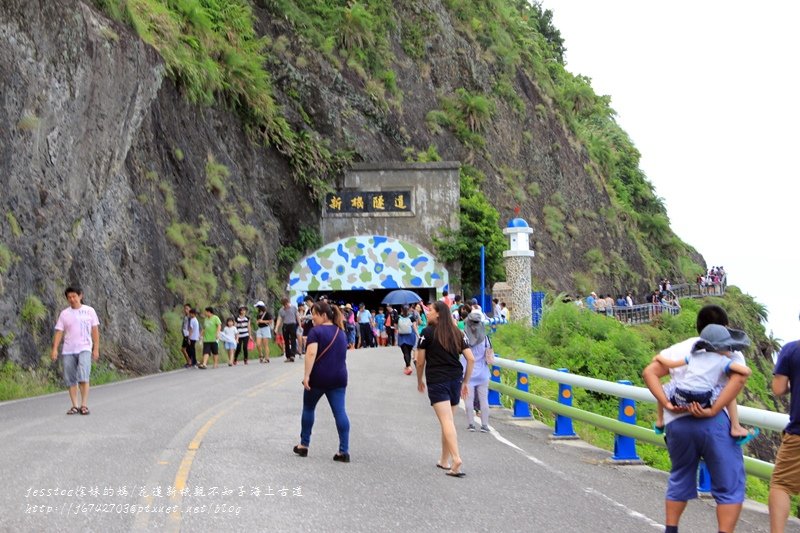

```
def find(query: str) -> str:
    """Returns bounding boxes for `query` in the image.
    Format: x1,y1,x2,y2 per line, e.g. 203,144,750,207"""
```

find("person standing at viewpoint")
769,317,800,532
50,286,100,415
275,297,300,362
293,301,351,462
416,301,474,478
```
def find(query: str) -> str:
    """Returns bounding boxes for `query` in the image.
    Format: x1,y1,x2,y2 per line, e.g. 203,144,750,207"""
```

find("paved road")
0,347,790,532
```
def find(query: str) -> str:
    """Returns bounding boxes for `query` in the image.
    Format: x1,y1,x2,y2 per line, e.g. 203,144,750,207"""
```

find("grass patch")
21,295,47,329
6,212,22,238
17,113,40,131
205,155,229,199
0,243,13,274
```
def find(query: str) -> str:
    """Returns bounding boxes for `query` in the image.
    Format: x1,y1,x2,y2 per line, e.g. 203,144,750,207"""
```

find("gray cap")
695,324,750,353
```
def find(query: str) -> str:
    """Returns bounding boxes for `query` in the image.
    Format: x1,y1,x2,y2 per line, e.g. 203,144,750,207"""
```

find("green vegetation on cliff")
93,0,348,198
492,289,782,504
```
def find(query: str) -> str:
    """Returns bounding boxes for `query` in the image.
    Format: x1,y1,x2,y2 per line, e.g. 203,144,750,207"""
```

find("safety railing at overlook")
487,356,783,481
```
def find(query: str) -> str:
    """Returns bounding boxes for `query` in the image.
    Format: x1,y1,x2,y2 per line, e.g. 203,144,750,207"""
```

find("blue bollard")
697,461,711,493
488,364,502,407
513,358,531,418
612,380,641,462
553,368,577,438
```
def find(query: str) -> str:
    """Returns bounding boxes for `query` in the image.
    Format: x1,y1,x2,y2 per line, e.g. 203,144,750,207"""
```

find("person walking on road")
50,286,100,416
199,307,222,369
642,304,749,533
462,311,494,432
275,297,300,362
416,301,474,478
397,305,417,375
221,318,238,366
293,301,351,462
254,301,272,363
234,306,252,365
769,316,800,533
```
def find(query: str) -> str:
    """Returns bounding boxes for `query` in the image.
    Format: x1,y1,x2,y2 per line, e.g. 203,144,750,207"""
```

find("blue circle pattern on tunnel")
289,235,449,302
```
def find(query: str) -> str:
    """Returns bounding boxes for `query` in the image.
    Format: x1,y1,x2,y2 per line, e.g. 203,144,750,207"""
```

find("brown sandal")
79,406,90,415
66,406,80,415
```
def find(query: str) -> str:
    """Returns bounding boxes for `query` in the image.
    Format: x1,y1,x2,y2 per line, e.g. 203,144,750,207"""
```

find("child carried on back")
654,324,756,443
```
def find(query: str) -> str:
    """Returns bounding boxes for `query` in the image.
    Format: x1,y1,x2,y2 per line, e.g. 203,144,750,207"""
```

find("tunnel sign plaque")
325,191,412,215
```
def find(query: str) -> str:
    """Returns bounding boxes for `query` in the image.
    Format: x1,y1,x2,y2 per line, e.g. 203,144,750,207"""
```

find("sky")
541,0,800,350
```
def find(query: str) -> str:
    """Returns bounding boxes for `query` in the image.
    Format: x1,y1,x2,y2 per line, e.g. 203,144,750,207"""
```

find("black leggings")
386,327,396,347
234,337,249,362
359,323,373,348
283,323,298,358
187,340,197,366
400,343,413,367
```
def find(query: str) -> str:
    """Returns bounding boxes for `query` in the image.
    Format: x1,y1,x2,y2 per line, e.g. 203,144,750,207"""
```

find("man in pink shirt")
50,286,100,415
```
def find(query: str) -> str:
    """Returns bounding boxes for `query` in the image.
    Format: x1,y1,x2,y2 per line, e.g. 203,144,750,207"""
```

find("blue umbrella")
381,289,422,306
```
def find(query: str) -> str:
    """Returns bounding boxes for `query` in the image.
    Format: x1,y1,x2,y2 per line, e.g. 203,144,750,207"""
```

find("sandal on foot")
735,427,760,446
436,463,449,470
66,406,80,415
79,406,90,415
653,424,665,436
445,471,466,478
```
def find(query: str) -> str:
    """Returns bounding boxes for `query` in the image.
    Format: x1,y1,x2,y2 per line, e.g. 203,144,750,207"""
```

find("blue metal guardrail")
488,356,783,481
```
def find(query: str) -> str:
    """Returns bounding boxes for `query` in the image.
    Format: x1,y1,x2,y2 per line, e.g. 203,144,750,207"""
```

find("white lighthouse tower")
502,216,534,325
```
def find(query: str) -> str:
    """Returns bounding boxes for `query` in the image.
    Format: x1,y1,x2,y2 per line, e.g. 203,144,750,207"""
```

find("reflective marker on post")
553,368,577,438
612,380,641,462
513,358,531,418
488,364,502,407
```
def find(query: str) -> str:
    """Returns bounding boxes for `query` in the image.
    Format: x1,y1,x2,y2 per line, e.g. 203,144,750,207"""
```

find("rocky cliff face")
0,0,700,372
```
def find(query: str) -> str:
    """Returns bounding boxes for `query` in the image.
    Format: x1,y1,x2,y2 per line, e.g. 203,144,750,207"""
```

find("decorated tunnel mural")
289,235,449,302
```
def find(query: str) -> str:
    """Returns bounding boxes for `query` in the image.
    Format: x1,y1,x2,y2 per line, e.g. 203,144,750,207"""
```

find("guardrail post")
488,364,502,407
697,461,712,494
513,358,531,418
612,380,642,462
553,368,577,438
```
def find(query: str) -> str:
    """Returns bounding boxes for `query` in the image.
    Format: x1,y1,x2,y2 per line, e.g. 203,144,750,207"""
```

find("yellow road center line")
166,371,293,531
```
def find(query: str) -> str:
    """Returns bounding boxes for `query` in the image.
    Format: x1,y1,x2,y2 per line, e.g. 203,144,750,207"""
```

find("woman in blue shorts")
416,300,474,478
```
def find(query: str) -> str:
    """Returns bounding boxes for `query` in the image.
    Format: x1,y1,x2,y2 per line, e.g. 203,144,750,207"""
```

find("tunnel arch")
288,235,449,304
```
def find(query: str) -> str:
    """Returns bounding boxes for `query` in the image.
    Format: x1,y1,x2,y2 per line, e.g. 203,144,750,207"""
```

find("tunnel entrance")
289,235,449,309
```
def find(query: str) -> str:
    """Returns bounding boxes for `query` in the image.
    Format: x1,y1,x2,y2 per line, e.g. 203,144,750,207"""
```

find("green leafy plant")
21,295,47,329
434,166,506,295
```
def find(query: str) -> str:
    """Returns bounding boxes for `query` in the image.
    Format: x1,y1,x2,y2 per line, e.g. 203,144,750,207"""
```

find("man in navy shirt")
769,324,800,533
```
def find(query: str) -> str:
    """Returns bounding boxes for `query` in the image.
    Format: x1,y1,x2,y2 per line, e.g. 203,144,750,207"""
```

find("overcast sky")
541,0,800,350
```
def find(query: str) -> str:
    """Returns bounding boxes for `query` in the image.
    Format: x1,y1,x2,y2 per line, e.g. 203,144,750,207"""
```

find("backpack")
397,315,412,335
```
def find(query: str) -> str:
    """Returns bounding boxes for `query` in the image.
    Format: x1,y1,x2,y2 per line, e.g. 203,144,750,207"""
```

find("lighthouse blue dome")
507,217,529,228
